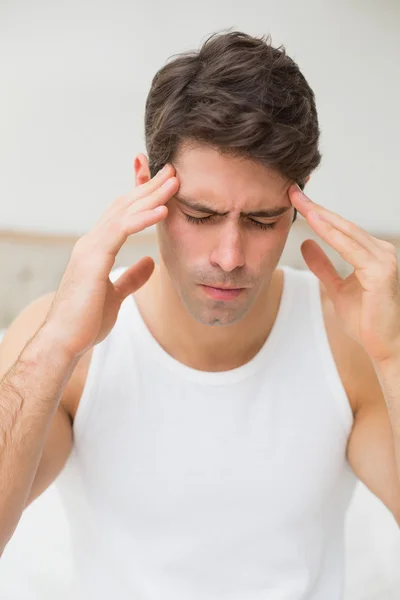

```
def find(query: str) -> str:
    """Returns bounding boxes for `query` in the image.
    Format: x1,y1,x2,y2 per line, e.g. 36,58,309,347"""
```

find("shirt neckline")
125,266,295,385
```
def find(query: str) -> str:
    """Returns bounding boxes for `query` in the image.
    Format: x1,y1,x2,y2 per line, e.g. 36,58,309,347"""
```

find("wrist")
35,322,81,367
372,346,400,376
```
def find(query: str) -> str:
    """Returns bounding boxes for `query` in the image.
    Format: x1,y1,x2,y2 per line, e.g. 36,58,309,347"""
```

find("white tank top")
56,265,357,600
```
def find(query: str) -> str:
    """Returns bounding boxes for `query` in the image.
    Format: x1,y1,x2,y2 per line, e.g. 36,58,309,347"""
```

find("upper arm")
321,282,400,526
0,292,74,508
347,374,400,526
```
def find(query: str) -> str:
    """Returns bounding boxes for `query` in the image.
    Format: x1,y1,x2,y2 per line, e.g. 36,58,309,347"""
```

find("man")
0,30,399,599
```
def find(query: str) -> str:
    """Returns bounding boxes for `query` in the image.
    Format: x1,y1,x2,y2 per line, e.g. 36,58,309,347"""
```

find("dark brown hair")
145,30,322,222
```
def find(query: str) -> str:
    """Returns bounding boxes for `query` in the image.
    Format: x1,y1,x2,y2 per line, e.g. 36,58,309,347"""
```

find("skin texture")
134,142,301,371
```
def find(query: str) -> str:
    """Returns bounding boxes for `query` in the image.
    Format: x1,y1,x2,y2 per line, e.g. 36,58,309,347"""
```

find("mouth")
199,284,246,301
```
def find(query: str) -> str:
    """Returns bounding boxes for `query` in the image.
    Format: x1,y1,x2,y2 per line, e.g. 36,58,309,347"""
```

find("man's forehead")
173,190,292,219
172,178,292,213
172,160,291,204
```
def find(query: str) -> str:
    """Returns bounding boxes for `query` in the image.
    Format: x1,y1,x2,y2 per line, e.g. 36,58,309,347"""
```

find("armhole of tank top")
71,266,127,439
71,343,106,440
307,273,354,436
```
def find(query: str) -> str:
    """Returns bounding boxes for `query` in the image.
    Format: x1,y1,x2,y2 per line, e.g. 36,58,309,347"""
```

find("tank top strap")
279,265,316,312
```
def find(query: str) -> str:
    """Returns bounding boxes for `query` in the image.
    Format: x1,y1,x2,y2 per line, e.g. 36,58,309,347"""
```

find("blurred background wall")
1,0,400,236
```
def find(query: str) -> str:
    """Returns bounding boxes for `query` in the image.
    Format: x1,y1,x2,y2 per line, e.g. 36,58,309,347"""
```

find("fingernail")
158,164,169,176
290,183,302,195
296,184,311,202
294,183,305,195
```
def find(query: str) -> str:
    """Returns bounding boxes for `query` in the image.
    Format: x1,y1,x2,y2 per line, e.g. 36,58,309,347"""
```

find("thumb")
301,240,341,299
113,256,155,301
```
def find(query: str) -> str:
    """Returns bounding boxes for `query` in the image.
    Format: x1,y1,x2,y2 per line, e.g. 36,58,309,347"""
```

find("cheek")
168,211,210,251
157,214,196,265
247,224,291,268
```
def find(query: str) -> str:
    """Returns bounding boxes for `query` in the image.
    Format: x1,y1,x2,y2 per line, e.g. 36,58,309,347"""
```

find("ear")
133,154,152,188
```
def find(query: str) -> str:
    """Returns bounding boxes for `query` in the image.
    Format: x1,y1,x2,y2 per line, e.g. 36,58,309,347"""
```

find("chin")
189,310,244,327
183,294,256,327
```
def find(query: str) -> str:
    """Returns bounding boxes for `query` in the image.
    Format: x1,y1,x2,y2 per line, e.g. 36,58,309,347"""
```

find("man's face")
156,143,295,326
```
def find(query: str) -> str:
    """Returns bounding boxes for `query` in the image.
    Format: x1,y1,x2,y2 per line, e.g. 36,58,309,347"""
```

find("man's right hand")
43,163,179,359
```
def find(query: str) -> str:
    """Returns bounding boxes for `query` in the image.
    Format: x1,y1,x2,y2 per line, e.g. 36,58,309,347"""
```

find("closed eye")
183,214,278,231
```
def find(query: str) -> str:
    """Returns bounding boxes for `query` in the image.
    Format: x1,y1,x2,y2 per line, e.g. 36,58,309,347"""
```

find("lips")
202,284,246,290
200,285,245,301
208,286,241,290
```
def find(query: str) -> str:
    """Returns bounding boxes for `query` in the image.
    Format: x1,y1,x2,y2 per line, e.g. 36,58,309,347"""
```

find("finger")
118,205,168,240
134,163,176,200
95,164,176,227
94,176,178,232
289,185,383,256
300,239,343,298
130,176,179,214
89,205,168,265
113,256,155,300
306,210,373,269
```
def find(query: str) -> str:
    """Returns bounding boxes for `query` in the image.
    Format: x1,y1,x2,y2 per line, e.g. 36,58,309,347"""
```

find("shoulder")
318,280,382,417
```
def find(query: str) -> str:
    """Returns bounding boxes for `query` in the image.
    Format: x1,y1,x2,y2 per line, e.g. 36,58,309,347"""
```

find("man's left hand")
289,184,400,365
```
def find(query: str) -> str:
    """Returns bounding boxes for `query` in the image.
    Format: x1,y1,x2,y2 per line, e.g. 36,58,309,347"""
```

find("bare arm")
322,283,400,526
0,318,78,552
0,162,179,555
347,347,400,527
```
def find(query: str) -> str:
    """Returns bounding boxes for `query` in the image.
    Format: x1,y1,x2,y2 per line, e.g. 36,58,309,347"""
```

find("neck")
134,264,284,372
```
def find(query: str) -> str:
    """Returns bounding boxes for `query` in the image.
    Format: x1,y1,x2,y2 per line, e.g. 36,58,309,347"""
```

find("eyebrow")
174,193,291,219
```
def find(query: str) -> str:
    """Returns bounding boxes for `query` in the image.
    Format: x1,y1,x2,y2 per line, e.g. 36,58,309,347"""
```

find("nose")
210,222,245,272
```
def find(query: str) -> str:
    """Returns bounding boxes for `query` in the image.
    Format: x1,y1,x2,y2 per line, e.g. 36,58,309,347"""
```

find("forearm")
0,325,78,550
374,353,400,486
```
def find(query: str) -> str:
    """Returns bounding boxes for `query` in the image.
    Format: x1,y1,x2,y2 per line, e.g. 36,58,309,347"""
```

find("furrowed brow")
174,194,291,218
